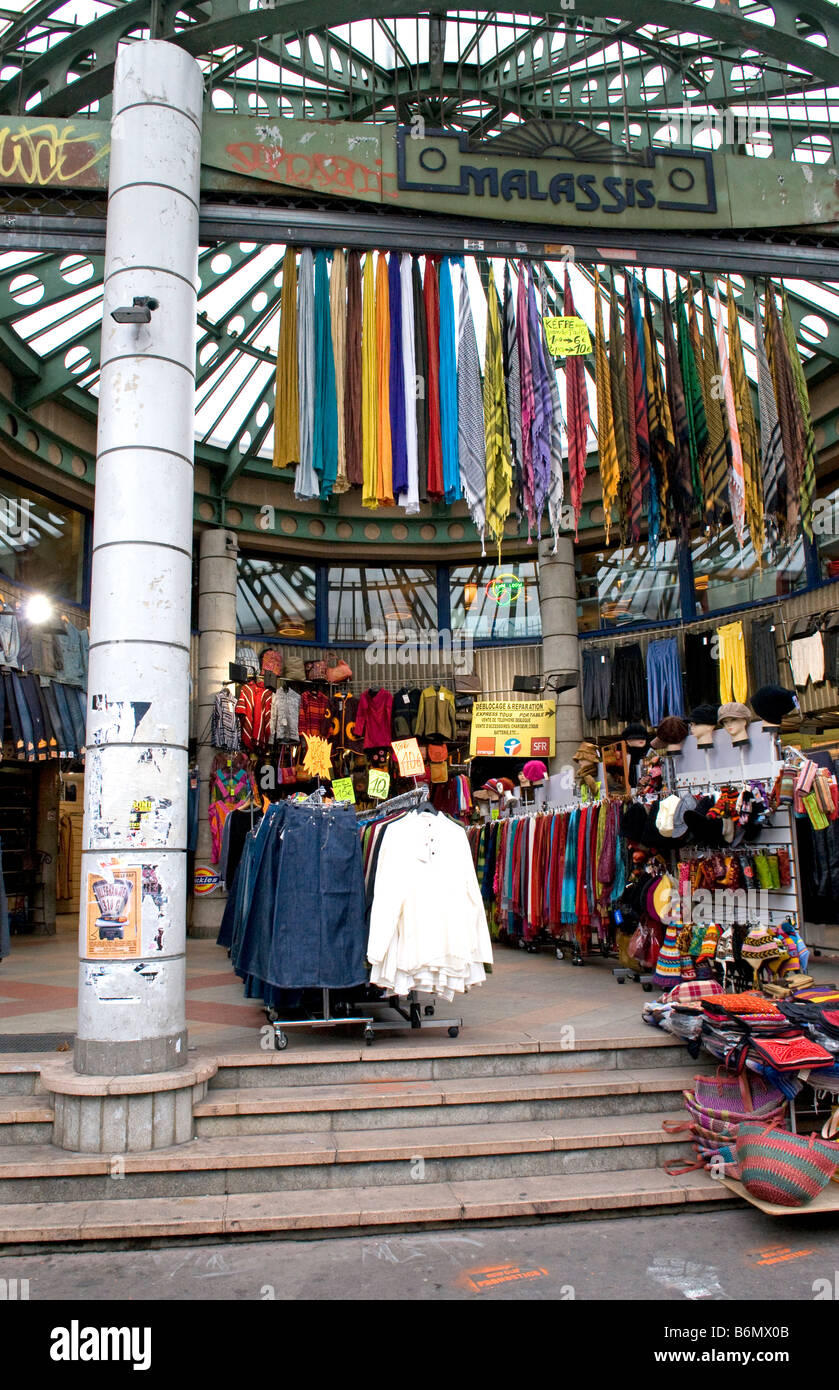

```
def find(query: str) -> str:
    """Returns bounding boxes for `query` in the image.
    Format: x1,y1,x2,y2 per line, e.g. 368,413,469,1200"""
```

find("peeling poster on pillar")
85,863,141,958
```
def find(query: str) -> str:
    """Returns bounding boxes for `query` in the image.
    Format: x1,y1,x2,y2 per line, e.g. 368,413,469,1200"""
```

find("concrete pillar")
76,40,203,1076
538,536,583,773
190,527,239,939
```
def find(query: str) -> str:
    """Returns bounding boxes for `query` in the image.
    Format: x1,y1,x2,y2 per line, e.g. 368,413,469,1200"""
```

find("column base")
41,1057,217,1153
74,1030,189,1078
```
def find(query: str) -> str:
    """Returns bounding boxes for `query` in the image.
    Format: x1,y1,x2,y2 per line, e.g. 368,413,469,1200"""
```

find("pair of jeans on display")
220,800,368,995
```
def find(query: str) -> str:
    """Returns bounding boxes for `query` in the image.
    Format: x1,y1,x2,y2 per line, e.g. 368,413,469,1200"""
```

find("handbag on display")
736,1121,839,1206
454,673,482,695
283,653,306,682
278,745,297,786
325,659,352,684
305,659,328,682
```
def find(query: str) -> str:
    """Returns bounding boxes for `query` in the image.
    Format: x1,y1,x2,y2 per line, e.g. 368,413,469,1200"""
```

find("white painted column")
538,536,583,774
76,40,203,1076
190,527,238,939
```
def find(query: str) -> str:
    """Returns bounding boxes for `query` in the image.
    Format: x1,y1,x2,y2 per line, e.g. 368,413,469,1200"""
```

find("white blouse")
367,810,493,1001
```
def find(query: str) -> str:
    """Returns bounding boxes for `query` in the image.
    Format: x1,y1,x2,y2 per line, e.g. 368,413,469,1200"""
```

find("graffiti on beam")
0,119,110,188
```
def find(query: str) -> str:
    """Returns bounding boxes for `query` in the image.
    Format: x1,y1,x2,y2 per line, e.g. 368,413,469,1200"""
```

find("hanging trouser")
66,685,86,753
34,681,58,756
41,681,68,755
4,674,23,756
612,642,647,721
19,674,47,759
717,620,748,704
12,674,35,759
684,632,719,709
790,631,825,688
582,646,612,721
53,681,78,756
749,617,780,690
646,637,684,724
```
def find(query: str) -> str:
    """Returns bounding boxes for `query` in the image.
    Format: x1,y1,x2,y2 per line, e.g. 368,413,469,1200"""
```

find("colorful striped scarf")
765,282,803,539
560,807,579,925
700,275,731,530
294,247,318,501
662,290,694,543
714,281,746,548
375,252,393,506
388,251,408,499
456,262,487,549
564,268,589,539
624,277,646,544
539,266,565,553
503,260,523,507
726,277,764,556
526,264,553,538
483,267,513,559
752,281,785,553
594,268,619,543
438,256,461,503
641,287,667,554
329,249,349,493
781,286,816,539
609,280,631,547
675,280,709,515
517,265,536,534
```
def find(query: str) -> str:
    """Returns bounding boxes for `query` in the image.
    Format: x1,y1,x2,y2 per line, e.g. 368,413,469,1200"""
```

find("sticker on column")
85,863,142,958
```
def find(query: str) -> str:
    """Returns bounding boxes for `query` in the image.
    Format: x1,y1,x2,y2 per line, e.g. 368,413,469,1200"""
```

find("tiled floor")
3,922,836,1060
0,922,663,1057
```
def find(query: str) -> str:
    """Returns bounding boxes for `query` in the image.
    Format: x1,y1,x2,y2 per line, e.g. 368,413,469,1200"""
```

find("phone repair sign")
469,700,556,758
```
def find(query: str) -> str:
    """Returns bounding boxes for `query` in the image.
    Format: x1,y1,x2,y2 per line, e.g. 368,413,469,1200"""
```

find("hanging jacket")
269,685,300,743
414,685,456,741
356,687,394,748
235,680,273,752
211,690,240,752
392,686,421,738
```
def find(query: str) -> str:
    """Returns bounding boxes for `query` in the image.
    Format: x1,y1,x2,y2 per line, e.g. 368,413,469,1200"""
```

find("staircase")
0,1035,730,1247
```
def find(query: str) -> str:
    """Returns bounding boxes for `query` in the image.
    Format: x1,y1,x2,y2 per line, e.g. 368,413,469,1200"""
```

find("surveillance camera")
110,295,159,325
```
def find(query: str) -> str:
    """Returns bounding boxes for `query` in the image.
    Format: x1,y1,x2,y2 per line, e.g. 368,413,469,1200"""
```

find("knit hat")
671,793,698,838
655,794,682,837
653,923,684,989
751,684,800,727
476,776,516,801
652,716,689,752
719,702,752,745
690,703,719,748
684,808,726,847
619,723,650,748
621,801,648,844
521,759,548,784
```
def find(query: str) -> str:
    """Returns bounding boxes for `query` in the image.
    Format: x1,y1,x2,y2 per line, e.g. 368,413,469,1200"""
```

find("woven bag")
694,1069,783,1115
737,1121,839,1206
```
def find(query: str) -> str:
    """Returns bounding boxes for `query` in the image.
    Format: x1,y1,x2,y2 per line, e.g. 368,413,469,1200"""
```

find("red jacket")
235,680,273,752
356,687,394,748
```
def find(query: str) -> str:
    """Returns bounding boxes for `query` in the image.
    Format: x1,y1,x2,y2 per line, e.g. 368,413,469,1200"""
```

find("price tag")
367,768,391,800
391,738,425,778
332,777,356,804
543,315,592,356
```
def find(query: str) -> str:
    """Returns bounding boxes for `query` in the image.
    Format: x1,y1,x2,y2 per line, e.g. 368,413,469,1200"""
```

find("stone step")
0,1166,730,1246
0,1111,694,1203
0,1095,54,1146
194,1065,698,1136
207,1035,687,1091
0,1058,49,1096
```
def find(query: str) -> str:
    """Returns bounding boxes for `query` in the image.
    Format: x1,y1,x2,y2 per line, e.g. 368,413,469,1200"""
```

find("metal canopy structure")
0,2,839,530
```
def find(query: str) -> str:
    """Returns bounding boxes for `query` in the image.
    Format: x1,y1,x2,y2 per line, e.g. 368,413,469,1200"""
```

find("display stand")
270,991,376,1050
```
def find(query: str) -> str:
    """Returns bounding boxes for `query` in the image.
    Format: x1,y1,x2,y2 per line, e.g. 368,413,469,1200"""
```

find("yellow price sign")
391,738,426,778
543,315,592,357
332,777,356,803
367,768,391,800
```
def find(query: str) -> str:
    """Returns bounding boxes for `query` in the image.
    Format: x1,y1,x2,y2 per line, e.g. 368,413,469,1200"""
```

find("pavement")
3,1208,839,1299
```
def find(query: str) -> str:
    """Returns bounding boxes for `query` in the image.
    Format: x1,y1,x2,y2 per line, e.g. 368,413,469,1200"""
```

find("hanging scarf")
412,257,429,503
752,281,785,553
423,257,444,500
781,286,816,539
714,281,746,548
726,277,764,556
539,266,565,553
594,268,619,544
641,285,667,554
361,250,378,509
294,247,318,501
483,267,513,559
375,252,393,506
456,261,487,549
526,263,553,537
561,808,579,925
675,279,709,515
438,256,461,503
388,252,408,499
624,278,645,544
661,290,694,543
344,249,363,488
564,268,589,539
329,249,349,493
609,280,631,547
273,246,299,469
766,282,803,539
700,274,731,530
517,265,536,533
399,252,420,516
503,260,523,508
312,249,338,500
